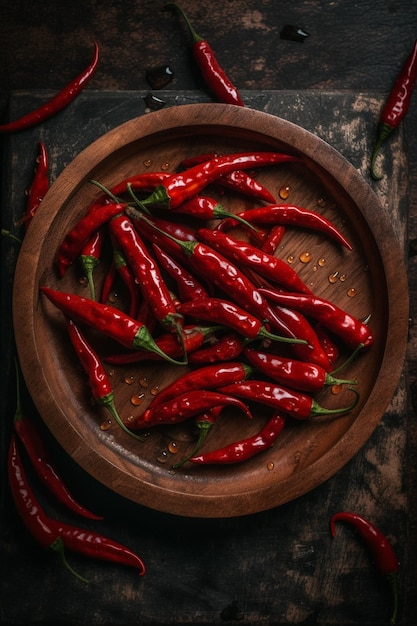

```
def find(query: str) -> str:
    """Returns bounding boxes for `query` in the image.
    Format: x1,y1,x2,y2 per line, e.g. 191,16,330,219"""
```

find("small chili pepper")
23,141,49,231
258,288,374,351
56,202,125,277
370,39,417,180
40,286,186,365
196,227,313,294
330,511,399,625
139,152,301,210
100,259,117,304
243,347,355,393
13,358,102,520
217,204,352,250
135,389,252,428
190,411,286,464
217,380,359,420
8,435,87,583
111,243,141,318
171,194,257,230
167,3,244,106
188,331,249,364
0,42,99,133
80,228,106,301
314,323,340,368
66,318,144,441
106,171,171,200
261,225,286,255
177,297,307,344
172,406,222,469
152,244,209,301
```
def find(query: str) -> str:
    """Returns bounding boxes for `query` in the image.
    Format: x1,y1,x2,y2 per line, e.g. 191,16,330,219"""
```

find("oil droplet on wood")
124,375,135,385
299,251,312,263
339,274,347,282
157,450,169,464
318,257,326,267
143,159,152,167
139,377,149,388
347,287,357,297
328,271,339,283
108,369,115,377
108,291,118,303
331,384,343,395
161,162,170,171
150,386,160,396
279,185,291,199
130,393,145,406
78,276,88,287
126,414,135,423
167,441,178,454
267,462,274,471
100,419,112,431
317,197,326,207
287,255,295,264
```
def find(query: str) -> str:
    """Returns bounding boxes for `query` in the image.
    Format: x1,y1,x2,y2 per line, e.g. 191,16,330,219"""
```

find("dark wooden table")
1,2,416,625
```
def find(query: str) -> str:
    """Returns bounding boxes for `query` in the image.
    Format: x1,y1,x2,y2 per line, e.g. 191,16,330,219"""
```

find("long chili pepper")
65,318,144,441
217,380,359,420
12,358,102,520
314,323,340,368
243,347,356,393
167,3,245,106
0,42,99,133
56,202,125,277
80,228,106,301
54,521,146,576
152,244,209,301
106,171,171,201
177,297,307,344
217,204,352,250
134,389,252,428
139,152,301,210
172,406,222,469
100,259,117,304
104,324,220,365
196,227,313,294
111,244,141,318
8,435,87,583
108,213,184,336
23,141,49,231
371,39,417,180
261,225,286,255
188,331,250,364
190,412,287,464
330,511,399,625
40,286,186,365
258,287,374,351
171,194,258,230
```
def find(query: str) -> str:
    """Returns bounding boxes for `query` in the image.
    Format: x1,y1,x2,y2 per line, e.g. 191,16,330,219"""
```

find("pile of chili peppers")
37,147,373,466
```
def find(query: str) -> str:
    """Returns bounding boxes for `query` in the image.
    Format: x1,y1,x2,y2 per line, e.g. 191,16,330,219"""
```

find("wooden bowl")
13,103,408,518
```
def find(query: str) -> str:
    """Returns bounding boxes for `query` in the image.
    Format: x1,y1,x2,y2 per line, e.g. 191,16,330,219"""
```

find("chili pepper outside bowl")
13,103,408,518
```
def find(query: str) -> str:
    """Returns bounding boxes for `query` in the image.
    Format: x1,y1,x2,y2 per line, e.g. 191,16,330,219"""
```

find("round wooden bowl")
13,103,408,518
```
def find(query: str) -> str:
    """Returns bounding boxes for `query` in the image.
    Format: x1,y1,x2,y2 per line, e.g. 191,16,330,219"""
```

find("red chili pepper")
217,380,358,420
152,244,209,301
314,323,341,368
167,3,244,106
65,318,143,441
258,287,374,351
171,194,257,230
139,152,301,210
106,171,171,200
190,412,286,464
80,228,106,301
12,358,102,520
188,332,249,364
134,389,252,428
0,42,99,133
23,141,49,231
100,259,117,304
330,511,399,625
111,243,141,318
196,227,313,294
217,204,352,250
260,225,286,255
244,347,355,393
40,286,186,365
371,39,417,180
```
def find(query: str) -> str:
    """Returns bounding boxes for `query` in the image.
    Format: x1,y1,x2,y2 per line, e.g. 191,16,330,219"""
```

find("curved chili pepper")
314,323,340,368
258,287,374,351
139,152,301,210
190,412,286,464
261,225,286,255
196,227,313,294
171,194,257,230
65,318,144,441
111,243,141,318
106,171,171,200
134,389,252,428
177,297,307,344
100,259,117,304
12,358,102,520
23,141,49,231
217,380,359,420
172,406,222,469
243,347,355,393
80,228,106,301
217,204,352,250
371,39,417,180
40,286,186,365
8,435,88,583
167,3,244,106
330,511,399,625
152,244,209,301
0,42,99,133
188,332,249,364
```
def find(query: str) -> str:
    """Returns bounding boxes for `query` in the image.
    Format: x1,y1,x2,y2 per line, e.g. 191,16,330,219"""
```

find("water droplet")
100,419,112,431
130,393,145,406
139,377,149,388
126,414,135,423
124,375,135,385
108,369,115,377
143,159,152,167
318,257,326,267
150,386,160,396
78,276,88,286
279,185,291,199
328,271,339,283
157,450,169,464
161,162,170,171
317,197,326,207
347,287,357,298
339,274,347,282
299,251,312,263
267,462,274,471
287,255,295,264
331,384,343,395
312,265,318,272
108,291,118,303
167,441,178,454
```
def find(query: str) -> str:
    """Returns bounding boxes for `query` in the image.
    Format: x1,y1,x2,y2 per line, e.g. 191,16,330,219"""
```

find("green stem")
80,255,99,300
99,393,145,442
172,420,213,469
166,2,203,44
50,537,89,584
2,228,22,244
133,325,188,365
311,387,359,417
330,344,364,375
370,122,394,181
387,572,399,625
258,325,307,346
89,179,124,204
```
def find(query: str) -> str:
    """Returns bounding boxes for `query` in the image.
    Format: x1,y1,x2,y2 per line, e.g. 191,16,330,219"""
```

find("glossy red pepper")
190,412,286,464
40,286,185,365
100,259,117,304
330,511,399,625
23,141,49,231
188,332,249,364
152,244,209,302
168,3,244,106
111,244,141,318
80,228,105,301
314,323,340,368
371,39,417,180
0,42,99,133
171,194,257,230
260,225,286,255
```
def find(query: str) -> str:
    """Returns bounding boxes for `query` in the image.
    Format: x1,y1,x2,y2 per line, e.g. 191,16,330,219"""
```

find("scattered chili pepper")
258,288,374,351
188,331,249,364
23,141,49,231
0,42,99,133
152,244,209,301
12,358,102,520
167,3,245,106
370,39,417,180
172,406,222,469
80,228,105,301
217,380,359,420
65,318,144,441
40,286,186,365
190,411,286,464
330,511,399,625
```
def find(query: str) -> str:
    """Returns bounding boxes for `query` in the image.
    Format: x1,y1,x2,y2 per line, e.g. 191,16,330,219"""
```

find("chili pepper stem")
258,325,307,346
89,179,124,205
172,421,213,469
80,255,98,300
2,228,22,244
126,182,152,215
99,393,145,442
167,3,203,44
133,325,188,365
312,387,359,417
330,343,364,375
370,123,394,180
386,572,399,625
50,536,89,584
